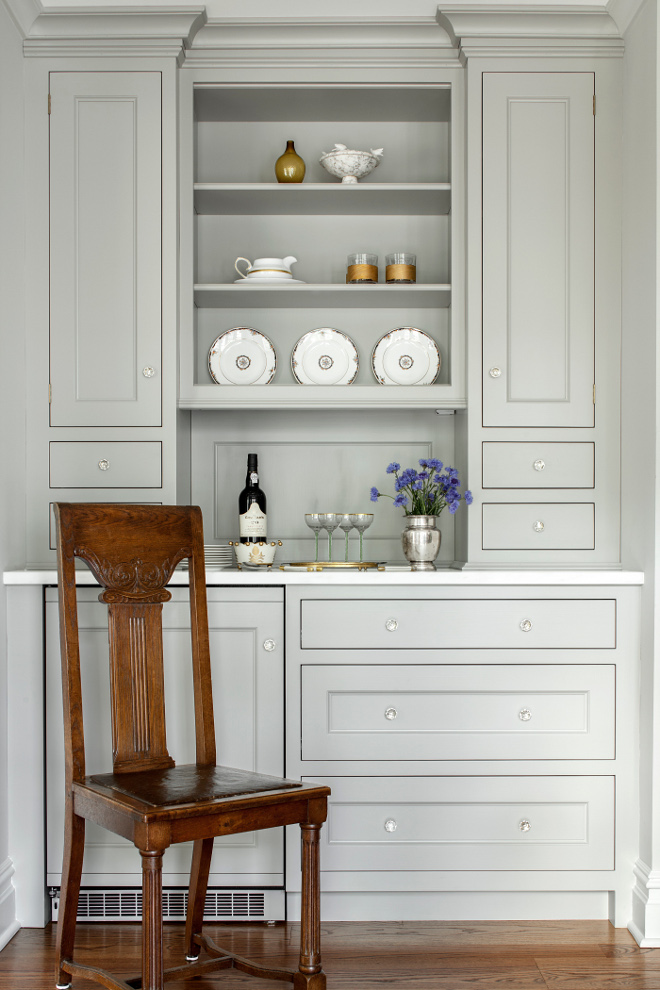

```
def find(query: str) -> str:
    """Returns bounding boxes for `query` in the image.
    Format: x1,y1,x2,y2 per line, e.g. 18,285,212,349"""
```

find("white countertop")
2,566,645,586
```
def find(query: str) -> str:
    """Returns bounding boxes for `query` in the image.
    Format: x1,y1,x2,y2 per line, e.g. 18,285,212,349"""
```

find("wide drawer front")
313,776,614,872
302,664,615,761
300,599,615,650
49,441,162,488
482,503,595,550
482,442,595,489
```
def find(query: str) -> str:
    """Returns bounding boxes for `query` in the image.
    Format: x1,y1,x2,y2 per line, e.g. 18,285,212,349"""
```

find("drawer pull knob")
518,708,532,721
263,639,276,652
533,459,545,472
385,618,398,632
384,707,398,720
519,619,533,633
533,520,545,533
98,459,110,471
489,367,502,379
519,819,532,832
142,366,156,378
384,819,398,833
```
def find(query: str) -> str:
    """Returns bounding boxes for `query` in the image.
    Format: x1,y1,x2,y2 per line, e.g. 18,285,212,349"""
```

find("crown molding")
607,0,647,35
1,0,41,38
437,4,624,57
24,5,206,58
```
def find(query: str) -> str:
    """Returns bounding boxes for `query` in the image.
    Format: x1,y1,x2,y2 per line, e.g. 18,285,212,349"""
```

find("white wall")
0,0,27,950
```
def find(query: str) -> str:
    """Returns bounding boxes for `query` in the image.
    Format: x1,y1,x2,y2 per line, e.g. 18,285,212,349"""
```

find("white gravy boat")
235,256,297,279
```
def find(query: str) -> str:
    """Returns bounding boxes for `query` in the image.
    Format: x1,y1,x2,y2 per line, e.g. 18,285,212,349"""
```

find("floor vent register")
49,888,268,922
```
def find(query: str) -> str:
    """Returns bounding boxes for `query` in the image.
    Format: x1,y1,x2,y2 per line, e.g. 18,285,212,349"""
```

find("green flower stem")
315,531,319,563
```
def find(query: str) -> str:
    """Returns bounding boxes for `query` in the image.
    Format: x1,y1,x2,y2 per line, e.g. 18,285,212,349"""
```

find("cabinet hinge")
593,94,596,115
48,94,51,115
48,383,52,403
593,384,596,404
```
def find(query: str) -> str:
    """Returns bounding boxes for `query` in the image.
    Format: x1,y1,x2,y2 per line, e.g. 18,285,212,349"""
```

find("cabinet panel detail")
482,72,594,427
49,72,162,427
313,776,614,872
482,503,595,550
49,441,162,489
300,598,615,650
302,664,614,761
482,442,594,489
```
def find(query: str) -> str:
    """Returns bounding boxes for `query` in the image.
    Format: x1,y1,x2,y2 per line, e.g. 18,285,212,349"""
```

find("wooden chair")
53,502,330,990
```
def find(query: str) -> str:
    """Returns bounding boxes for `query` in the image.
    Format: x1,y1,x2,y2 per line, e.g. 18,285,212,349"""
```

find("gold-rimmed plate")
208,327,276,385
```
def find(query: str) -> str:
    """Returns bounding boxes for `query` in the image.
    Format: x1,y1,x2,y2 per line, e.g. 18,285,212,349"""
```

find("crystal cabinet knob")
519,619,532,633
263,639,276,652
385,618,398,632
489,367,502,379
98,459,110,471
142,366,156,378
519,708,532,721
533,459,545,472
519,819,531,832
533,520,545,533
384,707,398,720
384,819,398,833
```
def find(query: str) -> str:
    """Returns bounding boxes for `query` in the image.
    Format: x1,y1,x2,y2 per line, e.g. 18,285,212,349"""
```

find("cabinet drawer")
49,442,162,488
482,442,594,489
482,503,595,550
314,776,614,872
302,664,614,761
300,598,615,650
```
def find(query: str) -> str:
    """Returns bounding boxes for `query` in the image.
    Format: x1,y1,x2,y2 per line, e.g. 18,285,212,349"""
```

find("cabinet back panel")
190,408,456,564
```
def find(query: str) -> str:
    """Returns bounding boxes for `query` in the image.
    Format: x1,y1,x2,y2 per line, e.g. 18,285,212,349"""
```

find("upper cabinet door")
49,72,162,427
482,72,595,428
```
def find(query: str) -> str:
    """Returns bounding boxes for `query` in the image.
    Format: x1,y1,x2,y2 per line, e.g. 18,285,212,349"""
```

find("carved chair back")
54,503,216,787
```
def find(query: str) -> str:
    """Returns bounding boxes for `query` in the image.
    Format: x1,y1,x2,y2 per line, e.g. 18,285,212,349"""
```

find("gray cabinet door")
482,72,595,427
46,589,285,887
49,72,162,427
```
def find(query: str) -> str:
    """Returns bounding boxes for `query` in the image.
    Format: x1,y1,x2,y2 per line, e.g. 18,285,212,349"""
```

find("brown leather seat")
53,502,329,990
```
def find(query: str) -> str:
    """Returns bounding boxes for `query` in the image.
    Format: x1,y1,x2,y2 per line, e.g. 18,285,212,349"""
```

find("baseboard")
630,860,660,945
0,858,20,950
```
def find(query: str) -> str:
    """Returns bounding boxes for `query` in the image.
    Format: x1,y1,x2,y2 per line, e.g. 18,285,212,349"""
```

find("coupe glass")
318,513,342,562
349,513,374,562
338,514,355,562
304,513,324,562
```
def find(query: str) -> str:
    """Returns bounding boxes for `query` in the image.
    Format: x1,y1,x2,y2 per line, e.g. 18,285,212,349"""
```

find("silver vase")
401,515,441,571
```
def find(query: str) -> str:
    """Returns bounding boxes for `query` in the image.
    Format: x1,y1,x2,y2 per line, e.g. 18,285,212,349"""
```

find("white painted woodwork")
49,441,162,488
48,71,162,427
300,597,615,650
301,664,615,761
482,503,595,551
194,184,452,217
45,588,285,887
313,775,614,872
482,442,594,489
482,72,595,428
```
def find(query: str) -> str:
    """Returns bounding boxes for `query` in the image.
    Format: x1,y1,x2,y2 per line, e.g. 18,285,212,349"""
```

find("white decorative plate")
291,328,359,385
371,327,441,385
208,327,276,385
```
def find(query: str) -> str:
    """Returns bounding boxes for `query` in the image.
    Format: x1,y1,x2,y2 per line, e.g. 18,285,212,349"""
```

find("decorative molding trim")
24,5,206,58
607,0,647,36
184,15,458,68
0,858,19,952
437,4,624,57
630,860,660,946
0,0,41,39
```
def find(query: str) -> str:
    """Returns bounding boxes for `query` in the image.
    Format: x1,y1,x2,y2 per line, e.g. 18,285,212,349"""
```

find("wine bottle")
238,453,267,543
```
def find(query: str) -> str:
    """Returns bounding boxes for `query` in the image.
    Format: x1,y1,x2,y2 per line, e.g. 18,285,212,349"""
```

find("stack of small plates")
178,545,234,570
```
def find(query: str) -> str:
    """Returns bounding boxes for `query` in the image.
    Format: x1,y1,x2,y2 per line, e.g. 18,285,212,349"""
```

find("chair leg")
294,823,326,990
185,837,213,960
54,805,85,989
141,850,164,990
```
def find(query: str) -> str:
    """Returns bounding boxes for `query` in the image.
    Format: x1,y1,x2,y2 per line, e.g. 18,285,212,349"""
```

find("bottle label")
239,502,267,537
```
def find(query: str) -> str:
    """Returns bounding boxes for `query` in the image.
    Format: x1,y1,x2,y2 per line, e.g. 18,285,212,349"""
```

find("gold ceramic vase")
275,140,306,183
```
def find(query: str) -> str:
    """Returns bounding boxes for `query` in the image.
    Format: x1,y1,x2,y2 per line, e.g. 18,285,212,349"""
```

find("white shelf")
178,384,465,411
194,183,451,216
194,283,452,309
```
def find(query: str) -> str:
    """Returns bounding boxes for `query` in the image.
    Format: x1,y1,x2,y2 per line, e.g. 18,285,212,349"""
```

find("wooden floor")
1,920,660,989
